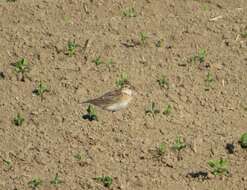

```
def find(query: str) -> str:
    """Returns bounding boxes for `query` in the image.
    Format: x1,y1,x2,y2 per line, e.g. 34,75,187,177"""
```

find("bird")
83,81,137,112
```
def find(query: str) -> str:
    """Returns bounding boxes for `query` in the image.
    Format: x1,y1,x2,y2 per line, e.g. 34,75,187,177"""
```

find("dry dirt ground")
0,0,247,189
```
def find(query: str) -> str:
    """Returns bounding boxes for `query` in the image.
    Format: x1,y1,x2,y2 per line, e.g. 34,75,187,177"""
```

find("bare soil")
0,0,247,189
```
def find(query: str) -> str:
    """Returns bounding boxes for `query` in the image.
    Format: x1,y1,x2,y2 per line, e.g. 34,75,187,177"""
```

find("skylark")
83,81,137,112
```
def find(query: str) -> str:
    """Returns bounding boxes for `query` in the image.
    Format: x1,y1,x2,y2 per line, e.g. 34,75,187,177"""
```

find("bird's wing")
84,89,122,107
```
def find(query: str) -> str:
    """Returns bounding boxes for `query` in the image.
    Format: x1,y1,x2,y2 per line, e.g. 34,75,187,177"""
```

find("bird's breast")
106,96,133,111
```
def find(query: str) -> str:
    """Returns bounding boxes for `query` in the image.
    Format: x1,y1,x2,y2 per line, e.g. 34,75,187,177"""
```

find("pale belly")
106,101,130,111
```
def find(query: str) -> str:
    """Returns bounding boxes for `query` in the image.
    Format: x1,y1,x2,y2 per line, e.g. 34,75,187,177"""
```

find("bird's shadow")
82,114,98,121
186,171,209,180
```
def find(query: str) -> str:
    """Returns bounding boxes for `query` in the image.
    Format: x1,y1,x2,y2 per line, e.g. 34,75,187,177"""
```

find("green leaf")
198,48,206,63
208,158,228,176
157,75,169,88
67,40,77,56
33,82,48,96
50,173,63,185
157,143,166,156
28,178,42,189
240,133,247,148
172,136,186,151
145,102,160,117
140,32,148,44
116,73,128,88
95,176,113,187
83,105,98,121
163,104,172,115
93,56,103,66
123,7,136,17
14,58,28,73
13,113,24,126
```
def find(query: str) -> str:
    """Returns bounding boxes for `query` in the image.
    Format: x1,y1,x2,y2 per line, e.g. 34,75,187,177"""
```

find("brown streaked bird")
83,81,137,112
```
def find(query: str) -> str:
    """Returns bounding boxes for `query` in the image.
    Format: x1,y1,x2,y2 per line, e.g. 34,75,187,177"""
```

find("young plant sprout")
190,48,206,64
163,104,172,115
67,40,77,56
33,82,48,100
208,158,229,176
145,102,160,117
28,178,42,189
3,159,12,170
74,153,82,161
116,73,128,88
155,39,164,48
172,136,186,151
205,72,214,89
240,133,247,148
140,32,148,45
93,56,104,66
157,143,166,156
50,173,63,186
13,113,24,126
157,75,169,89
123,7,136,17
13,58,29,81
95,176,113,188
83,105,98,121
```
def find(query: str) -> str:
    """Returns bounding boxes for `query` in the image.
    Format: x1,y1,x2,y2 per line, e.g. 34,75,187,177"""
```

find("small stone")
226,143,235,154
242,177,247,181
207,172,215,179
0,72,5,79
31,111,39,115
55,42,64,54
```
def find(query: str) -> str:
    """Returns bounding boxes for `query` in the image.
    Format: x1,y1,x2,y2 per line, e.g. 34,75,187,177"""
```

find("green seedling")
172,136,186,151
241,32,247,38
116,73,128,88
93,56,103,66
67,40,77,56
95,176,113,188
157,75,169,88
202,4,209,11
28,178,42,189
14,58,28,73
14,58,29,81
163,104,172,115
33,82,48,99
208,158,228,176
107,59,113,65
205,72,214,89
145,102,160,117
3,159,12,169
240,133,247,148
140,32,148,45
157,143,166,156
191,48,206,63
74,153,82,161
50,173,63,186
155,39,164,48
198,48,206,63
123,7,136,17
83,105,98,121
13,113,24,126
64,16,70,23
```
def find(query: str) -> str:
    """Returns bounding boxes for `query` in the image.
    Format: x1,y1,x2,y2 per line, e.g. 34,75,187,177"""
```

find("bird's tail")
81,100,90,104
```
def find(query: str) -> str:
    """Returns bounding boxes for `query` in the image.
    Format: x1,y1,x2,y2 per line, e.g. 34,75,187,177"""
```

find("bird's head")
121,81,137,96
